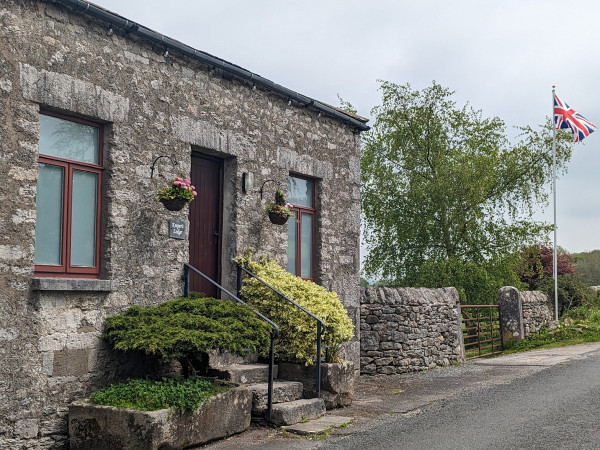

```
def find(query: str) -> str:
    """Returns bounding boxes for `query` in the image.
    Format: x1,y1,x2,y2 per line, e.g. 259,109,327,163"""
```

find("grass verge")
502,307,600,354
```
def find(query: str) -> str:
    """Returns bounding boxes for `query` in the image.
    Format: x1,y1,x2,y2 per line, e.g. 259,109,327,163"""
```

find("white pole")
552,86,559,322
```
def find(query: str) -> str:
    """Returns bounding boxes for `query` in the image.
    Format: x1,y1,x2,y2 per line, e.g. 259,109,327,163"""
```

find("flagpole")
552,86,559,322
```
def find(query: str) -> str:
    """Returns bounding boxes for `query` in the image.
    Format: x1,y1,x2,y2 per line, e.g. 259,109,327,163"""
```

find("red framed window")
34,111,103,277
287,175,315,280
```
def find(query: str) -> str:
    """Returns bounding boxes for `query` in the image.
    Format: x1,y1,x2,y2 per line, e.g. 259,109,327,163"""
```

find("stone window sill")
32,277,117,292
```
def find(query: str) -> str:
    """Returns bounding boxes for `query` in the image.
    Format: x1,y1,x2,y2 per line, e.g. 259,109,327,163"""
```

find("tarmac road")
202,343,600,450
323,343,600,450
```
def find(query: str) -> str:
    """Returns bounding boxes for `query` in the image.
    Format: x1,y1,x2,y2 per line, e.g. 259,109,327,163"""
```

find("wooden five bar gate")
460,304,503,359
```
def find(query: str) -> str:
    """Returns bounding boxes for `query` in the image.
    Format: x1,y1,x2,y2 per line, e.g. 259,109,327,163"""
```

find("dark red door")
189,153,223,298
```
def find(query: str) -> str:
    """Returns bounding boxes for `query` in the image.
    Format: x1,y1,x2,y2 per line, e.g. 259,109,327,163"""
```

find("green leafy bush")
400,255,525,305
517,243,576,289
102,293,272,375
536,274,598,316
89,377,228,412
235,250,354,365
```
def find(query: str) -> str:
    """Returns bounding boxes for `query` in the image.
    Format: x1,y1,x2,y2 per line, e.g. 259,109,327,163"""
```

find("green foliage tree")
574,249,600,286
337,94,358,115
102,293,272,377
362,81,573,303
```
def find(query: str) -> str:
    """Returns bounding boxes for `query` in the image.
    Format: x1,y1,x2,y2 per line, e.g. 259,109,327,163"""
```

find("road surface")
323,344,600,450
202,343,600,449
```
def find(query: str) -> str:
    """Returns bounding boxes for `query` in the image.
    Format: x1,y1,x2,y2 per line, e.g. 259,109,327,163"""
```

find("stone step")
209,363,278,384
247,381,304,414
270,398,325,426
207,349,259,368
282,415,354,435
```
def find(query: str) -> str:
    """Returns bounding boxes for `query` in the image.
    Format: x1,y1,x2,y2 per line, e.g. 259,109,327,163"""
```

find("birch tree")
361,81,573,302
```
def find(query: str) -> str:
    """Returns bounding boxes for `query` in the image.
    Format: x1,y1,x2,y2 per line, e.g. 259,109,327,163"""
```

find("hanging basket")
268,212,289,225
160,197,188,212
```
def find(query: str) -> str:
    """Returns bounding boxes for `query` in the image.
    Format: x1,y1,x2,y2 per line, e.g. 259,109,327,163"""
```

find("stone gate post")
498,286,524,345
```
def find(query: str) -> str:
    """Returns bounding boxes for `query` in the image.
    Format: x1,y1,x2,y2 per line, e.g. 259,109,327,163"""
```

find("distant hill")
574,250,600,286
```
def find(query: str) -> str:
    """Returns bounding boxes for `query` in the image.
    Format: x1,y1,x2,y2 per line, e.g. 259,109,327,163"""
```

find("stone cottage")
0,0,368,447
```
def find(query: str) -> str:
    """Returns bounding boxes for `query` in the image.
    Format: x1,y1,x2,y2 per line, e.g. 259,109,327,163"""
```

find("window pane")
70,170,98,267
39,114,99,164
34,164,63,265
300,213,313,278
288,176,313,208
287,215,297,275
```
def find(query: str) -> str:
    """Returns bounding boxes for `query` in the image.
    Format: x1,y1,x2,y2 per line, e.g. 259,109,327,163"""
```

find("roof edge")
51,0,370,132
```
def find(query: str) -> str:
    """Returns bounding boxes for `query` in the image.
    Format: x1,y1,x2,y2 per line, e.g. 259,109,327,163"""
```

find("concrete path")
470,342,600,366
199,342,600,449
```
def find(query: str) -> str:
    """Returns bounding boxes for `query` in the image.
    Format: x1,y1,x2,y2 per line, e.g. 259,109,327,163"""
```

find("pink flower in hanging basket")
156,173,196,207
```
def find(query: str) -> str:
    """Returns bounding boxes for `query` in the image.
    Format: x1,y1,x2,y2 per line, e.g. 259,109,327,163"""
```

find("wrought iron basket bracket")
259,179,282,200
150,155,177,178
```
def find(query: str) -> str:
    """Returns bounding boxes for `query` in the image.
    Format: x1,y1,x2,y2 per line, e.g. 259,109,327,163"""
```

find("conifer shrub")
235,250,354,365
102,293,272,376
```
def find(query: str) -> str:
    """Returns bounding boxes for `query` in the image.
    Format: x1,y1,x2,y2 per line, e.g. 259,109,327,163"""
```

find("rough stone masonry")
360,287,465,375
0,1,365,448
521,290,554,337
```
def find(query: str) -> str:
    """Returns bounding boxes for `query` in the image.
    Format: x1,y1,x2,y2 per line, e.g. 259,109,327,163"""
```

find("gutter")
52,0,370,132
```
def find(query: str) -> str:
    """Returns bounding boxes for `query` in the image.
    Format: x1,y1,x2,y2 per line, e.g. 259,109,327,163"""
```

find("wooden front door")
189,153,223,298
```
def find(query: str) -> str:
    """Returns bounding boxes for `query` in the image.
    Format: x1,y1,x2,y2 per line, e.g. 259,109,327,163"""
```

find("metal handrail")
236,264,326,398
183,263,279,421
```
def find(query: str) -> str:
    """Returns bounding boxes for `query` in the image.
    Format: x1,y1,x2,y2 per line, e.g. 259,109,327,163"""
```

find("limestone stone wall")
521,290,553,337
360,287,464,376
0,1,363,447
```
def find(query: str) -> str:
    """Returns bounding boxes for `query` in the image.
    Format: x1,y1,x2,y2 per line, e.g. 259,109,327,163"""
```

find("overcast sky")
91,0,600,255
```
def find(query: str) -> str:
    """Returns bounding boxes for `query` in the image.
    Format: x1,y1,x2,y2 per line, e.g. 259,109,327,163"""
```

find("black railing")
183,263,279,421
236,265,326,398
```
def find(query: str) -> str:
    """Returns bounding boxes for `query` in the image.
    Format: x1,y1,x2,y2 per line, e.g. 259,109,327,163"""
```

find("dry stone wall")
521,290,553,337
360,287,464,375
0,1,363,447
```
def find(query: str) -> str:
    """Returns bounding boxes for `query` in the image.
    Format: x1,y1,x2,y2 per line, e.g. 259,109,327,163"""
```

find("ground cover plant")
89,377,228,412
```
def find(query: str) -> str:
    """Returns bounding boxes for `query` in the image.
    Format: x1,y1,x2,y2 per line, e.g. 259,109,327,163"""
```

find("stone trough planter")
278,361,354,409
69,383,251,450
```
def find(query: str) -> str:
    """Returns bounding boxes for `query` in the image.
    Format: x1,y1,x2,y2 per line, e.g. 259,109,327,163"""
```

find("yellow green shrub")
235,250,354,365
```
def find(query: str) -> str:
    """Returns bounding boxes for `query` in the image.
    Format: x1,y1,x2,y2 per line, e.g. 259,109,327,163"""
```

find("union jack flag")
554,94,597,142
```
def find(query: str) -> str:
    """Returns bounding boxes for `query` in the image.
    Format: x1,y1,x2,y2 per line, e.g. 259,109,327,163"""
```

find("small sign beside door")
169,220,186,240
